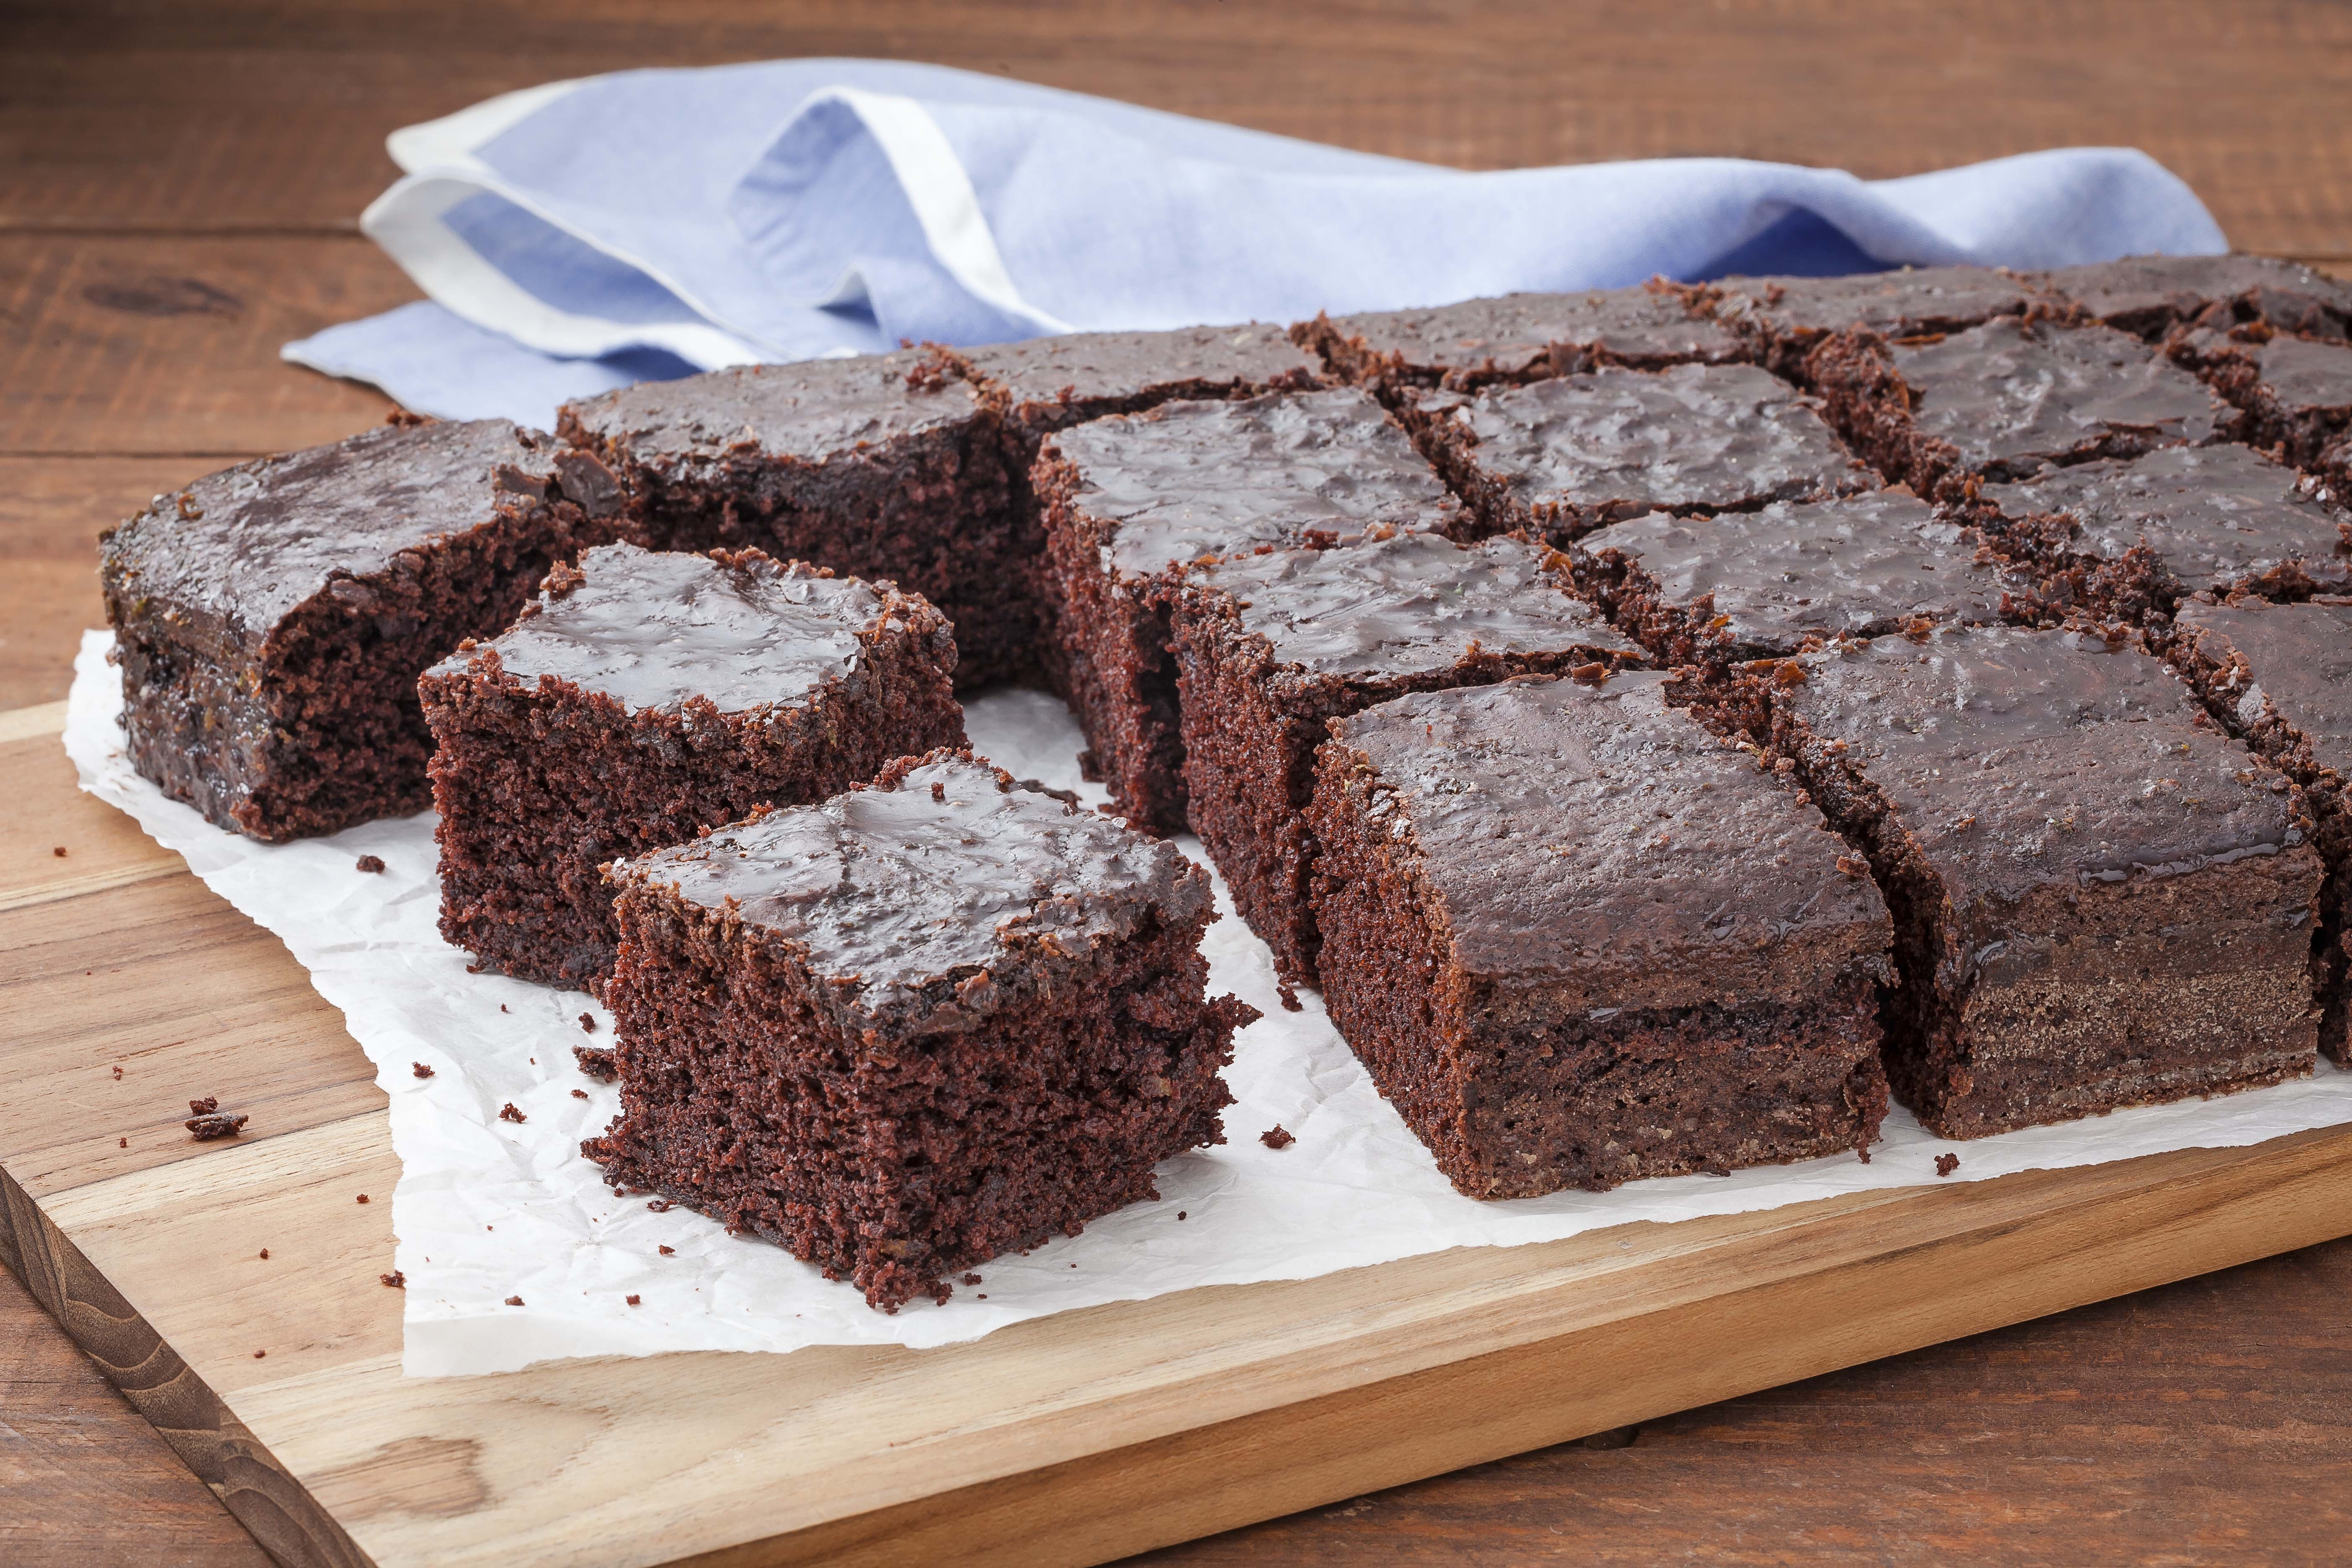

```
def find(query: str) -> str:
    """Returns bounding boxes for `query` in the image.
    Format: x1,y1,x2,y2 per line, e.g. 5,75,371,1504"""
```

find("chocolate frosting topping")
959,324,1318,414
564,348,986,467
1712,265,2046,340
1326,286,1743,381
2175,598,2352,779
2043,253,2352,340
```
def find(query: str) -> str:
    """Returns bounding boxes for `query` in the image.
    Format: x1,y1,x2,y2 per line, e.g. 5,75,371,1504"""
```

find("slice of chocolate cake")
2187,331,2352,471
1297,281,1745,391
1306,673,1893,1197
2169,597,2352,1064
1978,444,2352,619
584,750,1256,1312
1411,364,1874,544
1576,490,2021,667
1702,265,2055,377
1808,317,2230,502
1169,532,1643,983
2042,253,2352,343
99,418,621,841
420,542,963,989
1762,627,2322,1137
557,348,1029,687
1035,387,1466,833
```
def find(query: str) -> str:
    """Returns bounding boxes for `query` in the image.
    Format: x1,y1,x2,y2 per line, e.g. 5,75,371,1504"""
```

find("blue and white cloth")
286,58,2229,431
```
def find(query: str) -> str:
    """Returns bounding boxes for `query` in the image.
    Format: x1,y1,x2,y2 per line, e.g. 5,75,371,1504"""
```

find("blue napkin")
284,58,2228,430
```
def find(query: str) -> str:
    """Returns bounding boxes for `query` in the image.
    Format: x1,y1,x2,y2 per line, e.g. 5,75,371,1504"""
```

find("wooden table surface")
4,3,2349,1561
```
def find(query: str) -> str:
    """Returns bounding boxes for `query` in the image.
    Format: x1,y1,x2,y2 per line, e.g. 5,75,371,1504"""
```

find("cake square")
1809,318,2230,502
1702,265,2052,376
1412,363,1874,544
1306,673,1893,1196
1298,281,1746,390
958,324,1323,450
1576,490,2021,666
583,750,1256,1311
2189,330,2352,470
557,349,1031,687
2041,253,2352,343
1763,627,2322,1137
1034,386,1467,832
1169,532,1644,983
2169,597,2352,1064
1978,444,2352,617
98,418,621,841
420,543,964,989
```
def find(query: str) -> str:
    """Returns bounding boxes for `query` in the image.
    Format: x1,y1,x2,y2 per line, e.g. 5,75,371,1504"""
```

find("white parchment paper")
63,631,2352,1376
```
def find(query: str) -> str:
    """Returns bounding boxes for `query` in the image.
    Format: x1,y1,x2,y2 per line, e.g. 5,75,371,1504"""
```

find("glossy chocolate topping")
1325,285,1743,380
1200,532,1639,678
1048,387,1461,579
1712,265,2046,341
436,543,884,714
1581,491,2012,654
2174,598,2352,778
562,348,986,467
1785,627,2298,907
958,323,1319,418
1328,673,1890,1004
1982,444,2352,593
2043,254,2352,340
1893,319,2222,475
102,419,561,637
2247,333,2352,413
614,754,1210,1026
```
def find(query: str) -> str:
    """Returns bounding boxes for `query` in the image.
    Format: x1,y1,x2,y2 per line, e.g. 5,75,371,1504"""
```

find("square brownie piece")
1576,490,2022,666
1170,532,1643,984
1307,673,1893,1197
1978,444,2352,618
584,750,1256,1311
1703,265,2053,376
2042,253,2352,343
2170,597,2352,1063
1035,387,1467,832
558,348,1031,687
1764,627,2322,1137
1297,281,1746,391
98,418,619,841
1412,364,1873,544
958,323,1323,451
2187,331,2352,471
420,543,964,989
1808,318,2230,502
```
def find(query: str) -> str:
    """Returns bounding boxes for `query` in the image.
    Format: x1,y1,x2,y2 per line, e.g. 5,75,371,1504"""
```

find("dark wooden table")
4,3,2349,1561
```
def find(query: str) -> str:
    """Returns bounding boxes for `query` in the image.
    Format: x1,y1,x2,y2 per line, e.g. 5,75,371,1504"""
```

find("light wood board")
5,703,2351,1568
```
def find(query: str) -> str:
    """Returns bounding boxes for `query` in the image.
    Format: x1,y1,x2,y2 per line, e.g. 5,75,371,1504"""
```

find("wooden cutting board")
5,699,2350,1568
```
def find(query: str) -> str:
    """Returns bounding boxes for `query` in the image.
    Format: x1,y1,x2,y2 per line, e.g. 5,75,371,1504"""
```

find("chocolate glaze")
1314,284,1744,386
1981,444,2352,596
2043,253,2352,341
2174,598,2352,778
2242,333,2352,415
1202,532,1639,679
959,324,1320,431
613,754,1211,1030
1326,674,1890,1008
1711,266,2048,353
1893,319,2223,478
1581,491,2014,656
438,543,884,714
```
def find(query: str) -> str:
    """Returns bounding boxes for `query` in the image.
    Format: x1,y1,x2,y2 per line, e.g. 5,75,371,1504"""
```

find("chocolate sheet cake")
1035,386,1466,832
420,543,962,988
1169,532,1643,983
1761,627,2322,1137
1412,364,1874,544
1307,673,1894,1197
1978,444,2352,618
584,750,1256,1311
1809,317,2230,503
1576,490,2021,667
2042,253,2352,343
2169,598,2352,1064
1701,265,2054,376
100,418,619,841
1298,281,1746,391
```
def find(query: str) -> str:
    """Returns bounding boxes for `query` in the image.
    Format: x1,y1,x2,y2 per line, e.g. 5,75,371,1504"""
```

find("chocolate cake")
1034,387,1467,832
1701,265,2055,377
1978,444,2352,619
1298,281,1746,391
1760,626,2322,1137
100,419,620,841
2169,597,2352,1063
1411,364,1874,544
556,348,1031,687
420,543,963,988
2042,253,2352,343
1168,532,1644,983
1808,317,2230,503
2187,331,2352,471
1576,490,2022,667
1307,673,1894,1197
584,750,1256,1311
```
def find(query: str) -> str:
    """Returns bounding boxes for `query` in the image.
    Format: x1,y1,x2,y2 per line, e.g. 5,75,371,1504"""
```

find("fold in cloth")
284,58,2227,429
